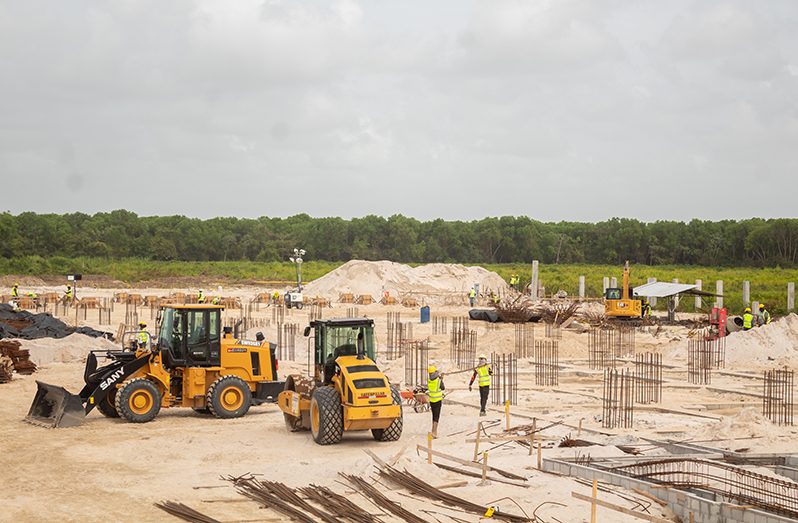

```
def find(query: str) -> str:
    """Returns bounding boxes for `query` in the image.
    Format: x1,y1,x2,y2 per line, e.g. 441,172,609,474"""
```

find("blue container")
420,305,430,324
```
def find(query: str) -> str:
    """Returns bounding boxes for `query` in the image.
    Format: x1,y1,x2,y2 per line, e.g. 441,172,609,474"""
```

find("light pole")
289,248,306,292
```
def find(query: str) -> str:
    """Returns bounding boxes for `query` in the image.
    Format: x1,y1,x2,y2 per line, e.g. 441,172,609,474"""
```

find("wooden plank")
414,445,526,481
572,492,673,523
635,405,722,421
433,463,529,488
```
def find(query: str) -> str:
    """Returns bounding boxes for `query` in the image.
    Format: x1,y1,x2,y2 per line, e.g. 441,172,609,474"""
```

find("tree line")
1,211,797,267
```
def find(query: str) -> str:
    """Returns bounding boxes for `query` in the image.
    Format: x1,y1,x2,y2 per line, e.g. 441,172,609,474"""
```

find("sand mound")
20,333,118,366
303,260,508,301
725,313,798,366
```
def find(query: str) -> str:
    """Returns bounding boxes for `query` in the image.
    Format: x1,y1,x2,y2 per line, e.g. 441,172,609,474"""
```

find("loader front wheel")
116,378,161,423
372,385,403,442
310,386,343,445
96,387,119,418
207,376,251,419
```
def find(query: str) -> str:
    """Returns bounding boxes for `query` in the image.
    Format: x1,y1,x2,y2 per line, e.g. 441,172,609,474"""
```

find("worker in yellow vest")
64,284,73,302
197,289,206,304
427,365,445,438
11,283,19,298
469,354,493,416
136,322,149,349
742,307,754,330
272,290,279,305
468,288,476,307
758,303,771,326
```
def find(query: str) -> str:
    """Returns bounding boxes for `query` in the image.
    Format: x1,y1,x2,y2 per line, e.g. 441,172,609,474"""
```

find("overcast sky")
1,0,796,222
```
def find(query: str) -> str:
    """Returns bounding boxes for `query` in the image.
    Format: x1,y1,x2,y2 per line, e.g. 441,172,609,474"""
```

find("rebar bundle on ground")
404,340,429,388
602,368,634,429
341,473,424,523
687,338,712,385
533,340,558,386
763,367,794,426
491,352,518,405
634,352,662,404
154,501,221,523
377,465,530,522
514,323,534,358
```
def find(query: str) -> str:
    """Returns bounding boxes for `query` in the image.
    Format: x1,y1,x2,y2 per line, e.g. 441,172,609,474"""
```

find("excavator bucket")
25,381,86,428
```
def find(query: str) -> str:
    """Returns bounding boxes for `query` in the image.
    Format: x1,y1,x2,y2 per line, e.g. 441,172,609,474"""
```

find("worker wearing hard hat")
758,304,771,326
137,322,149,348
469,354,493,416
197,289,206,304
742,307,754,331
468,288,476,307
427,365,445,438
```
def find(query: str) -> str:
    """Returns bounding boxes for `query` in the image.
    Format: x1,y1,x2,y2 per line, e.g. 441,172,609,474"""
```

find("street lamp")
289,248,306,291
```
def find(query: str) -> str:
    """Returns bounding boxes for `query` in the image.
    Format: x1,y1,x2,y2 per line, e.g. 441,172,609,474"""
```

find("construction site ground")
2,284,797,522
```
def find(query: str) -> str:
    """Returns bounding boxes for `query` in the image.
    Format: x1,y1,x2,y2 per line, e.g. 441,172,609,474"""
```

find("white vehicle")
285,291,304,309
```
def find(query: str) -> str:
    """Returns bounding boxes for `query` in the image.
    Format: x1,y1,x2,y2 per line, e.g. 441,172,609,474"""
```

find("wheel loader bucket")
25,381,86,428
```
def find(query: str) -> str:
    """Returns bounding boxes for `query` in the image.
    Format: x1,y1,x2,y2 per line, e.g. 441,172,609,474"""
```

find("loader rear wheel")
372,385,403,442
207,376,251,419
116,378,161,423
96,387,119,418
310,386,343,445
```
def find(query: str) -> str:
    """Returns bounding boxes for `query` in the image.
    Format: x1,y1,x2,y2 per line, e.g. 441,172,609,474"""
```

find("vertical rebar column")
634,353,662,404
763,367,794,426
533,340,558,386
602,368,634,429
545,322,562,339
688,338,712,385
514,323,534,358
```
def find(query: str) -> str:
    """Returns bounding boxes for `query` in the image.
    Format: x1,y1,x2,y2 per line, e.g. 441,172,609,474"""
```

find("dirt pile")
302,260,508,301
725,313,798,366
0,304,112,340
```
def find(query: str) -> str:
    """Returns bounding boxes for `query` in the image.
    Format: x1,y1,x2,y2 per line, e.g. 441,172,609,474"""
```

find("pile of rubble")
0,339,37,382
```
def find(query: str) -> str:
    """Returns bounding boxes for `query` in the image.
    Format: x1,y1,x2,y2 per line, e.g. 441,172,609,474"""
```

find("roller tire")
310,386,343,445
96,387,119,418
295,302,304,310
207,376,252,419
115,378,161,423
372,385,403,442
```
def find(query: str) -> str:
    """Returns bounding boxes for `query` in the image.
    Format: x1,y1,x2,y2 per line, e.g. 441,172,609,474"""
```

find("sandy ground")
2,285,798,522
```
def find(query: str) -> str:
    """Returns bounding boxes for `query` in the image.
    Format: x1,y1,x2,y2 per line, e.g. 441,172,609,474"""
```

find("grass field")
1,257,796,314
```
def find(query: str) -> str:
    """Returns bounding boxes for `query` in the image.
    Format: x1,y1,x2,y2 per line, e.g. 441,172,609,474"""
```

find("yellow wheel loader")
278,318,402,445
26,304,284,427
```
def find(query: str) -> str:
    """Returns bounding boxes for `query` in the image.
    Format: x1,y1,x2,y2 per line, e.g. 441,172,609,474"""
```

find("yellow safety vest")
197,292,205,303
477,365,490,387
137,331,148,345
743,313,753,329
469,290,476,298
66,288,73,298
428,377,443,403
11,287,18,297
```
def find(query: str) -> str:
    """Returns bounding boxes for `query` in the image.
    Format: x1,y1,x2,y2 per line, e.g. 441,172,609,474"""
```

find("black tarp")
468,309,500,323
0,304,112,340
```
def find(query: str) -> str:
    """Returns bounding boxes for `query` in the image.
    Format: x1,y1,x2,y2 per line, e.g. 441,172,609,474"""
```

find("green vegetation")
2,211,798,267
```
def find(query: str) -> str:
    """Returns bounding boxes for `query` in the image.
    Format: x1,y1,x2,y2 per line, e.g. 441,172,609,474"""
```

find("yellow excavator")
278,318,403,445
27,304,284,427
604,261,642,319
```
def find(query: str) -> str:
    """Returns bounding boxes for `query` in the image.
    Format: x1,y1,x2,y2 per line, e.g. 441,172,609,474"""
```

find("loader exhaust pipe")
26,381,86,428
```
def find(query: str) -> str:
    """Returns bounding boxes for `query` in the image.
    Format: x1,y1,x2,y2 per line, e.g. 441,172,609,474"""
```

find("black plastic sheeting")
0,304,113,340
468,309,500,323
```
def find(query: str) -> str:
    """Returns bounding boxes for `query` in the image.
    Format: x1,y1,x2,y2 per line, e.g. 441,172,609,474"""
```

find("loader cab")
305,318,375,384
158,305,223,368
